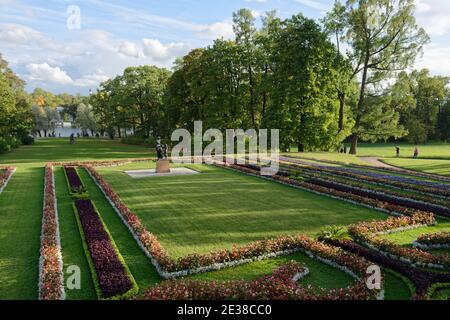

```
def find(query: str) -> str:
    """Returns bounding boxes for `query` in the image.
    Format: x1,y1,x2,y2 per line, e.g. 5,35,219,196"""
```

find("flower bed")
138,238,381,300
38,164,65,300
139,262,310,300
333,239,450,299
64,166,89,198
53,158,153,168
282,161,450,198
286,166,450,214
279,155,450,185
348,214,450,269
83,164,383,283
302,177,450,218
414,232,450,250
0,166,16,194
73,199,138,299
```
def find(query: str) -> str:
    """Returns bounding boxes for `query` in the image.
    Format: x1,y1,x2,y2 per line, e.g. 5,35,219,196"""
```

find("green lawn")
0,166,42,299
0,139,154,300
97,162,388,258
0,138,153,166
349,142,450,160
382,158,450,176
379,219,450,246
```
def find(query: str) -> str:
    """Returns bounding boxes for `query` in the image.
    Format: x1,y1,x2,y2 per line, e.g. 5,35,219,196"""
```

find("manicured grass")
188,252,412,300
349,142,450,160
379,219,450,246
0,138,154,166
0,166,42,300
382,158,450,176
432,288,450,300
0,139,153,300
383,270,413,300
97,162,388,258
189,252,353,290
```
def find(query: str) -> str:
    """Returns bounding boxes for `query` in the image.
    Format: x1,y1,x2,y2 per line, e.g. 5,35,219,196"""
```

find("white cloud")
118,41,144,59
0,23,40,43
416,43,450,76
73,72,110,87
26,62,73,85
415,0,450,36
195,21,234,39
142,39,190,61
294,0,331,12
25,62,110,88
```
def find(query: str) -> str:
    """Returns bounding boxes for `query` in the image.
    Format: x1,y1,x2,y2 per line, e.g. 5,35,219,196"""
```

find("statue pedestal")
156,159,171,173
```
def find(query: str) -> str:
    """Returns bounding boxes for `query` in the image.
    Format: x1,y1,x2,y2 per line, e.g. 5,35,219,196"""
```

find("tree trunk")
298,142,305,153
350,54,370,155
248,65,256,127
117,126,122,138
350,134,358,155
338,91,345,132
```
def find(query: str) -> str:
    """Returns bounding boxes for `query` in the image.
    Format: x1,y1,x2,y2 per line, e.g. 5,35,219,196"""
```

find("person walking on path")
69,133,75,145
396,146,400,158
414,146,419,159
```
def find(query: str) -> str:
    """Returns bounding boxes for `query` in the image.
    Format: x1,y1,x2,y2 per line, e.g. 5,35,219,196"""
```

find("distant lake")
53,127,82,137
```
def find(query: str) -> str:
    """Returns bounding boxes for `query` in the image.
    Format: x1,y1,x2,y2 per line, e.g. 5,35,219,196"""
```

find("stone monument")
156,137,171,173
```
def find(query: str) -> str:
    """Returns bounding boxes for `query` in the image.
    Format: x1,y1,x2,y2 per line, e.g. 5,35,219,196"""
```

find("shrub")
0,137,11,154
22,135,35,145
318,225,352,242
73,199,138,299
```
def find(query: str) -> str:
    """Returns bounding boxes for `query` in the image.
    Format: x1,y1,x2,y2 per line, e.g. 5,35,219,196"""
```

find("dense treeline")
90,1,437,153
1,1,450,155
0,54,33,153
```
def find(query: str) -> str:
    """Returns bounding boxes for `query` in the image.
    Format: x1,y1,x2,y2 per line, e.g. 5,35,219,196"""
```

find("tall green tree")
334,0,429,154
265,14,344,151
233,9,259,127
393,69,449,143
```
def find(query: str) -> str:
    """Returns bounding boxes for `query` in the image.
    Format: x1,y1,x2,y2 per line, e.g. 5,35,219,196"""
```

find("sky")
0,0,449,95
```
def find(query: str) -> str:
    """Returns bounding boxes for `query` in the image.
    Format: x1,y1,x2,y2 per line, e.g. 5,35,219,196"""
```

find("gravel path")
358,157,405,170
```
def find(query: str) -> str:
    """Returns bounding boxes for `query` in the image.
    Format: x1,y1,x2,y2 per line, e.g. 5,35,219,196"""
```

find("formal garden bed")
72,199,138,299
414,232,450,250
64,166,89,199
83,162,393,279
278,159,450,198
33,159,387,300
4,149,449,301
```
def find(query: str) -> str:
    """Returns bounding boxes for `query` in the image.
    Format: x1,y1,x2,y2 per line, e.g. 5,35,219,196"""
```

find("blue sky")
1,0,449,94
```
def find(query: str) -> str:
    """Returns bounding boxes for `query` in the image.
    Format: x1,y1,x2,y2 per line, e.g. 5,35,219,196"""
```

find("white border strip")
0,167,16,194
413,241,450,250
